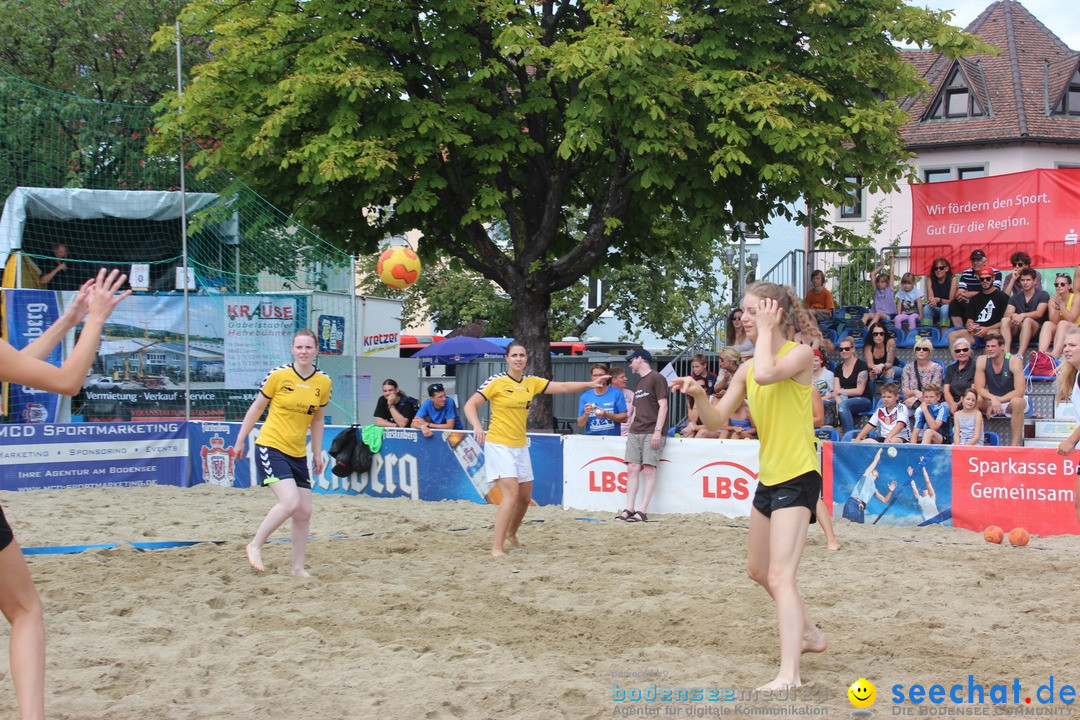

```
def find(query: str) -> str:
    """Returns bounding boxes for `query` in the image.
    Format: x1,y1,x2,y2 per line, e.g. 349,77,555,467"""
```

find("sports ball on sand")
378,247,422,289
1008,527,1030,546
984,526,1004,544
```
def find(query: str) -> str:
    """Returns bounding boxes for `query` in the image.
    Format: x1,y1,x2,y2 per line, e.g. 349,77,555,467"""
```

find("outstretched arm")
922,467,935,498
21,279,92,360
0,269,129,395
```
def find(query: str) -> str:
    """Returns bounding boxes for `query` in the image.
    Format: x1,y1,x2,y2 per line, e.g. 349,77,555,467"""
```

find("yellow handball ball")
377,246,422,289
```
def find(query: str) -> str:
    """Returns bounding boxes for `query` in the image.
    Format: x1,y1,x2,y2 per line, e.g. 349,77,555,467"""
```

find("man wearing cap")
617,349,668,523
411,383,462,437
951,249,1002,328
952,266,1010,347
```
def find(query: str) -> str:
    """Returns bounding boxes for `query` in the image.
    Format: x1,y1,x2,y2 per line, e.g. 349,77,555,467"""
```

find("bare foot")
491,548,506,557
827,541,842,551
802,628,828,654
292,568,311,578
506,535,522,549
755,680,801,693
246,543,265,572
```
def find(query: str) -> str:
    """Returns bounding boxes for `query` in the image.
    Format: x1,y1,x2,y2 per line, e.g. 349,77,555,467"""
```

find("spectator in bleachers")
893,272,923,331
680,354,718,439
854,382,909,443
973,332,1027,447
911,383,950,445
1002,251,1043,299
718,399,756,439
952,388,984,446
793,312,828,350
1053,324,1080,461
952,266,1009,347
900,337,944,411
811,348,838,429
942,336,977,415
1002,267,1049,358
951,249,1002,328
861,263,897,330
923,256,957,327
724,307,754,357
863,325,897,385
713,347,742,398
1038,273,1078,359
828,338,872,434
804,269,834,323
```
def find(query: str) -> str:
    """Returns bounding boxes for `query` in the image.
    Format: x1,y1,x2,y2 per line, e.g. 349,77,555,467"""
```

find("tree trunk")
512,288,554,431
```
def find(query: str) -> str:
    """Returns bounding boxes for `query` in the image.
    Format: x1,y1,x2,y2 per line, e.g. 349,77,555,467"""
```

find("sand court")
2,483,1079,719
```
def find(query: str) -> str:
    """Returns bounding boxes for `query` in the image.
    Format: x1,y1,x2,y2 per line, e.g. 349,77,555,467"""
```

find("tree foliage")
157,0,983,425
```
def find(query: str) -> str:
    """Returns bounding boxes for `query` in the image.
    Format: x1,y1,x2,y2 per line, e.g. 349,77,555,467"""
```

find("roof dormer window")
1052,66,1080,116
926,66,985,120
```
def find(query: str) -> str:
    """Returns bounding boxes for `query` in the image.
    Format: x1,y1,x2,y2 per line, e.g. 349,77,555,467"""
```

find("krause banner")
562,436,760,516
910,167,1080,270
3,289,62,423
0,421,189,491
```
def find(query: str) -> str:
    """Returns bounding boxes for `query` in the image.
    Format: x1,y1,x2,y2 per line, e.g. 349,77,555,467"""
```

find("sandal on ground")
626,511,648,523
615,509,632,521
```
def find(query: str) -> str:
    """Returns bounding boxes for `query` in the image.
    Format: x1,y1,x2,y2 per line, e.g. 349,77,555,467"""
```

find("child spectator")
911,383,950,445
804,269,834,323
862,262,897,330
952,388,983,446
894,272,923,330
855,382,910,443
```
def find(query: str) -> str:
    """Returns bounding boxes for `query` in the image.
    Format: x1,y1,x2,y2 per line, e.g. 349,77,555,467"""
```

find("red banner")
910,168,1080,271
950,446,1080,536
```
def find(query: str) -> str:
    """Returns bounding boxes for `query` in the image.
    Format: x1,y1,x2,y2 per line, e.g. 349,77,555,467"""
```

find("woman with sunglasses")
943,336,977,415
900,338,944,410
1038,274,1078,359
827,339,873,434
863,326,896,385
725,307,754,357
923,257,957,327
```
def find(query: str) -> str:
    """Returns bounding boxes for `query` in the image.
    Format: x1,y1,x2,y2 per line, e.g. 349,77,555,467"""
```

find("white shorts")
485,442,533,484
988,395,1032,418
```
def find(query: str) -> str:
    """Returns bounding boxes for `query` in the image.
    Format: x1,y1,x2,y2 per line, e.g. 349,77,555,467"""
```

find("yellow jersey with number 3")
254,364,332,457
746,342,819,486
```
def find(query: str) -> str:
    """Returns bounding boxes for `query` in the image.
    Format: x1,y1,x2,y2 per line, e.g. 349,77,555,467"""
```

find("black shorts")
255,445,312,490
752,471,821,524
0,503,13,552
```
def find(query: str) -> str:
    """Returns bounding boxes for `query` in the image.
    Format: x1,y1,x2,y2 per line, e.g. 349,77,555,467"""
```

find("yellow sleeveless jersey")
478,373,549,448
254,364,332,457
746,342,819,486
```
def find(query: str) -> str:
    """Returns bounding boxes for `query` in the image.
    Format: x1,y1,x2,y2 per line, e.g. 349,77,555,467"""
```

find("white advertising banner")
223,296,298,389
562,436,760,517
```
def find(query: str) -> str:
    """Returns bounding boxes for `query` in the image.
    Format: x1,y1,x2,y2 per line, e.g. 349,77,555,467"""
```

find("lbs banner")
562,436,761,517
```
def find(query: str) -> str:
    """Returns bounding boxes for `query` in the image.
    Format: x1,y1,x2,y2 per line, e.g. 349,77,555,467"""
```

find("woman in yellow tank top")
674,282,825,691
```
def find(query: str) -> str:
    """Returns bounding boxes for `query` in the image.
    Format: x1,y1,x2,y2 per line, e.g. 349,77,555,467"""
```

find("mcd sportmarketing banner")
910,167,1080,270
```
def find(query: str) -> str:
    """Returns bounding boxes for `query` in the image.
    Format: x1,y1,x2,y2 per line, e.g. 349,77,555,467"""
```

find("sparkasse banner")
910,168,1080,270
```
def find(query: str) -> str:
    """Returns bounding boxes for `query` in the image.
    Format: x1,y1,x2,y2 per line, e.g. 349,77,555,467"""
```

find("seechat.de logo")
691,460,755,501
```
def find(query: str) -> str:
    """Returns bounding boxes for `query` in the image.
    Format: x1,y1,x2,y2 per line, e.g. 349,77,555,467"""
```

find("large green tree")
157,0,980,425
0,0,197,197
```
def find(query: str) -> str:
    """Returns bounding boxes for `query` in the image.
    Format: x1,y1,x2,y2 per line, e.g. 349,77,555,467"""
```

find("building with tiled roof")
829,0,1080,270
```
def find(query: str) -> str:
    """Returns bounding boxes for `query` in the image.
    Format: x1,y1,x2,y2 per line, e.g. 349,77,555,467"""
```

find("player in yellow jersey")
464,340,609,557
234,329,331,577
674,282,826,692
